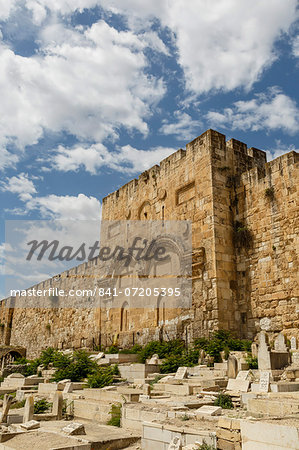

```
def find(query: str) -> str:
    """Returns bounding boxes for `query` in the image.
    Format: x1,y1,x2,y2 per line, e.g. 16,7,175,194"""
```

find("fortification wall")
0,261,100,358
0,129,297,357
101,129,268,341
234,151,299,340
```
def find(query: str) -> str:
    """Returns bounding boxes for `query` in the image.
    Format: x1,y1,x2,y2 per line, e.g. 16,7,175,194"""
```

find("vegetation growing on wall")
264,186,275,200
233,221,253,249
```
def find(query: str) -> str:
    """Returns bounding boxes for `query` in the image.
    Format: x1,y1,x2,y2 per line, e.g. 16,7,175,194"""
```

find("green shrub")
25,359,41,376
149,375,164,386
246,355,258,369
13,357,29,365
195,331,252,362
214,393,233,409
194,337,209,351
160,348,200,373
39,347,58,368
34,399,52,414
199,442,216,450
181,414,189,421
106,345,119,354
52,350,98,382
52,352,72,369
139,340,185,363
87,365,119,388
107,403,121,427
119,344,143,354
206,340,222,363
224,346,230,360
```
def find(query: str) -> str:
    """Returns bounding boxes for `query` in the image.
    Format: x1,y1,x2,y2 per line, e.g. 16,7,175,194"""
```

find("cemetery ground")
0,331,299,449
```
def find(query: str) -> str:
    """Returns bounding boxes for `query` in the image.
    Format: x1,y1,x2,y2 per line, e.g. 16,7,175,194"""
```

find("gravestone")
227,379,250,392
291,337,297,351
63,382,73,394
20,420,40,430
274,333,287,352
57,379,71,390
196,405,222,416
143,384,151,396
292,352,299,366
53,391,63,420
259,371,270,392
148,354,159,364
227,356,238,379
168,437,182,450
198,350,206,364
7,373,24,379
251,342,258,358
62,422,86,435
0,395,14,423
175,367,188,380
236,370,250,380
258,332,271,370
23,395,34,423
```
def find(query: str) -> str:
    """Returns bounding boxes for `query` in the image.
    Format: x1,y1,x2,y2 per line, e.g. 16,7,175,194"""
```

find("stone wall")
234,151,299,340
0,129,297,357
0,263,100,358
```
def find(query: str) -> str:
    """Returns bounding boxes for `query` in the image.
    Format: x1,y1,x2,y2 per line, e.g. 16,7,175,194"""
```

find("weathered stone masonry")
0,129,298,358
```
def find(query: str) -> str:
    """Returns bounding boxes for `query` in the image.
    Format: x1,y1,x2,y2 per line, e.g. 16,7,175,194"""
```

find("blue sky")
0,0,298,299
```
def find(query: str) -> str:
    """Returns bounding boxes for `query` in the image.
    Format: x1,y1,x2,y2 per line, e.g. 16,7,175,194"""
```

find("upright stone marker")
258,332,271,370
198,349,206,364
174,367,188,380
236,370,250,381
292,351,299,366
168,436,182,450
143,384,151,396
274,333,287,352
0,394,14,423
148,354,159,364
227,355,238,379
251,343,258,358
63,382,73,394
23,395,34,423
291,337,297,351
259,371,270,392
53,391,63,420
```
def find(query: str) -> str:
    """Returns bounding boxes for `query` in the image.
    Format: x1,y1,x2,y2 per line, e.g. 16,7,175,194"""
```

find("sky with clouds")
0,0,298,298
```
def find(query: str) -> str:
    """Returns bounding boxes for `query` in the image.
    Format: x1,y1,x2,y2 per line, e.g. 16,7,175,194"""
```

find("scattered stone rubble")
0,332,299,448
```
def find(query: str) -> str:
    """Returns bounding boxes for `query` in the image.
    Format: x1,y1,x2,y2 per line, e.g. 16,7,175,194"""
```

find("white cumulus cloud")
160,111,202,140
26,193,101,220
51,143,177,174
98,0,298,94
1,173,37,201
0,19,165,154
206,88,299,134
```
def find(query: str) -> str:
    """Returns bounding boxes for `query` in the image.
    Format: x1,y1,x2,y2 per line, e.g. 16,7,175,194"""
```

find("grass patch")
107,403,121,427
